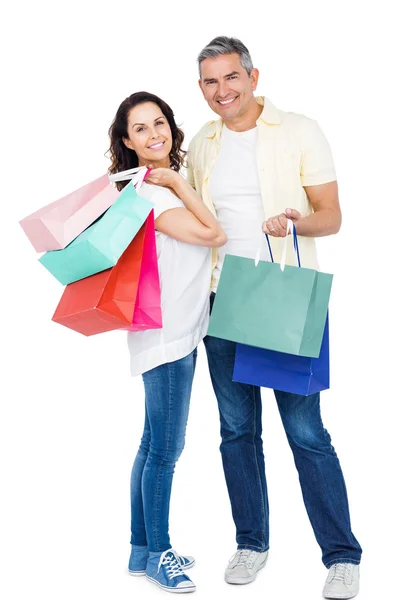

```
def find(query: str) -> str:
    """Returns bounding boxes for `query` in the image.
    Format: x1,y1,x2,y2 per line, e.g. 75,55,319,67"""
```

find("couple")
107,36,362,597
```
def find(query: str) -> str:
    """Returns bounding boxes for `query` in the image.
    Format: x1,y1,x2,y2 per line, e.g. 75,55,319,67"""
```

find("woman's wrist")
170,171,186,192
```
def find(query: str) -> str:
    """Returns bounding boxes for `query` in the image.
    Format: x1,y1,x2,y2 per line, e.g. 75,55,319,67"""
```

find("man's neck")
223,97,263,132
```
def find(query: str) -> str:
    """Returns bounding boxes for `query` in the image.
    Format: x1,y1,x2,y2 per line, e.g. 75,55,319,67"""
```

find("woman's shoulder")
139,182,179,202
138,182,184,219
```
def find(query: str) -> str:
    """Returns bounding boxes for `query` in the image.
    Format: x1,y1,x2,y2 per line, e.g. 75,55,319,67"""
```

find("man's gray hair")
197,36,254,77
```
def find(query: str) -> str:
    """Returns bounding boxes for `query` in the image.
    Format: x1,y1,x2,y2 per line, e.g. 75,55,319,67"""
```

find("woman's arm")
145,169,227,248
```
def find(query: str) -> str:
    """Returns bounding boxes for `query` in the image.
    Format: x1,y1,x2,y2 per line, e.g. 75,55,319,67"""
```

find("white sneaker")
224,549,268,584
323,563,360,599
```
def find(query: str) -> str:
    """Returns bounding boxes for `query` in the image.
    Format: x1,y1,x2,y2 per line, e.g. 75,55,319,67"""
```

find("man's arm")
262,182,341,237
294,181,341,236
263,118,341,238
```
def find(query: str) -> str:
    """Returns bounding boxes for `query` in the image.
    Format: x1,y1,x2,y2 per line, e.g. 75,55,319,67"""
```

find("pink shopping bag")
125,209,162,331
19,174,119,252
108,165,162,331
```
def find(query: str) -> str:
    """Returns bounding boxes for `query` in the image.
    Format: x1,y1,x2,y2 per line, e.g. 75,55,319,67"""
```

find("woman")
108,92,226,593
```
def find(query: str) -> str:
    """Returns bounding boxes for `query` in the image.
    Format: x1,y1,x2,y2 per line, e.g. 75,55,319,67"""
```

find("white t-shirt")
127,181,212,376
209,125,271,292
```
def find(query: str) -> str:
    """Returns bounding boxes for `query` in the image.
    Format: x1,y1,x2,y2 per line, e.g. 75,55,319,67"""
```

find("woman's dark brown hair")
107,91,186,190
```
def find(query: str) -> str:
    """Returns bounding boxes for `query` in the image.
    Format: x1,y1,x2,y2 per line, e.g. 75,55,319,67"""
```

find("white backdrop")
1,2,399,599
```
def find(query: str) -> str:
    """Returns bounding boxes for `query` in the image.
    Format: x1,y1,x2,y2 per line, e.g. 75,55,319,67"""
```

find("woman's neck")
139,157,170,169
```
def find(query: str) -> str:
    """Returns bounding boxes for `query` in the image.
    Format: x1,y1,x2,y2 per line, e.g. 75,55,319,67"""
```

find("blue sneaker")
129,545,195,577
177,555,196,570
146,549,196,593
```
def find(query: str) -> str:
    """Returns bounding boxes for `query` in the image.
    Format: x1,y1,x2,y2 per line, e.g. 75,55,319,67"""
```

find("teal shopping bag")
208,224,333,358
39,182,153,285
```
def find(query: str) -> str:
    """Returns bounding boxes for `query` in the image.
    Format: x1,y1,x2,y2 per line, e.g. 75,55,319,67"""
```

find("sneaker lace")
157,549,185,579
331,563,354,584
177,555,187,567
229,549,258,569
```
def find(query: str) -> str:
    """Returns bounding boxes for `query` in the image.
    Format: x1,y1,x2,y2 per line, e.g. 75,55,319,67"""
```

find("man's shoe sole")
146,575,196,593
323,592,359,599
225,556,268,585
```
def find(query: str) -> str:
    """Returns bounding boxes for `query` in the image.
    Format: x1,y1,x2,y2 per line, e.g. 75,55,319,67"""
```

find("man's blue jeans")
203,293,362,568
130,350,197,553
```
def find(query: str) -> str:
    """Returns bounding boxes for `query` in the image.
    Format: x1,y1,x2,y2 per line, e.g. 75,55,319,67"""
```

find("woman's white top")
127,182,212,376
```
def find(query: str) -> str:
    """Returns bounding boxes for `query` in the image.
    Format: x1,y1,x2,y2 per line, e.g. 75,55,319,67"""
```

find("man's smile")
217,96,239,106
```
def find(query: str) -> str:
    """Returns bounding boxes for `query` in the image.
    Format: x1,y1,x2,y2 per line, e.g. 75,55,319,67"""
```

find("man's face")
198,53,259,121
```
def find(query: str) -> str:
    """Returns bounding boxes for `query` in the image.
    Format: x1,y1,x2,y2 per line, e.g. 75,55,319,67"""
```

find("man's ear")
198,79,207,100
250,68,259,91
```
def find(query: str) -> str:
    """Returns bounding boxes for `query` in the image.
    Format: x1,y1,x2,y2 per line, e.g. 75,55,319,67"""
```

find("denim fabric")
204,293,361,567
130,350,197,553
128,544,148,573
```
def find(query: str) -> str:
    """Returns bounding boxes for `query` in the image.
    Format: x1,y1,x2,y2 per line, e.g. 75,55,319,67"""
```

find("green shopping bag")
39,181,153,285
208,223,333,358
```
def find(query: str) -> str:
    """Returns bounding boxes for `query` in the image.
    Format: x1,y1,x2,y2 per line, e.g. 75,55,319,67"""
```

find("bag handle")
108,166,152,190
108,166,143,182
255,219,301,271
279,220,301,270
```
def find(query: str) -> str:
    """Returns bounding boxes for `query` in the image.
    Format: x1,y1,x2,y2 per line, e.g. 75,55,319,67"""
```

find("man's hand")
262,208,302,237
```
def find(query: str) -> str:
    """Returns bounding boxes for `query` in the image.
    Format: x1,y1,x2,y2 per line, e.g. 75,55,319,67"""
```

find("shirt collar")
205,96,281,140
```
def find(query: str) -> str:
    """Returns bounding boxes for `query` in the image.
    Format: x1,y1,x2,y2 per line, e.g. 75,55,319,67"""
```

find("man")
187,36,362,599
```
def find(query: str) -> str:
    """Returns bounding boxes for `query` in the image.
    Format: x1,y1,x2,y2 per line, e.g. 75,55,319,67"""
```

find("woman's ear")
123,137,133,150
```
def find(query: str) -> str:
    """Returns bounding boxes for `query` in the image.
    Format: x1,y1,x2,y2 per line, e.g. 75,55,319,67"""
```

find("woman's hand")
145,167,182,190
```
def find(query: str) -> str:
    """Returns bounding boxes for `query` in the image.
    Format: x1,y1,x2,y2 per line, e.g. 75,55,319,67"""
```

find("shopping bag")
19,174,120,252
107,166,162,330
233,314,330,395
208,222,333,358
125,211,162,331
39,180,153,285
52,210,158,336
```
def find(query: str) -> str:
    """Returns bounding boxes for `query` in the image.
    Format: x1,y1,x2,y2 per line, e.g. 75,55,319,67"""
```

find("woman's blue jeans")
130,350,197,553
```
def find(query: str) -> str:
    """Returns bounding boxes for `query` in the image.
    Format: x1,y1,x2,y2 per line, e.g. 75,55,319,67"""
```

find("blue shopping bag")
233,315,330,396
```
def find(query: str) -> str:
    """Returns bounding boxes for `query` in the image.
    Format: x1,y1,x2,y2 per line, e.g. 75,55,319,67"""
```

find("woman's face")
123,102,172,168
